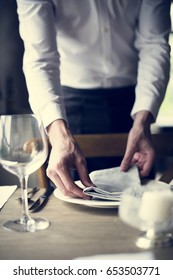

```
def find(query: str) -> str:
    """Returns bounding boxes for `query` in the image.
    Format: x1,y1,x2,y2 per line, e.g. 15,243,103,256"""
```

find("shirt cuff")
38,101,68,128
131,97,162,122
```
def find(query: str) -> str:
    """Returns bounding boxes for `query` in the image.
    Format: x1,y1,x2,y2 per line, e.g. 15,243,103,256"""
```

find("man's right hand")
46,119,92,198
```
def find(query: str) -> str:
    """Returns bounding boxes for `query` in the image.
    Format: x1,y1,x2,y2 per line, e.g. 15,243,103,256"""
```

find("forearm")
47,119,74,148
131,110,153,143
131,0,171,121
16,0,66,127
131,41,170,121
133,111,153,129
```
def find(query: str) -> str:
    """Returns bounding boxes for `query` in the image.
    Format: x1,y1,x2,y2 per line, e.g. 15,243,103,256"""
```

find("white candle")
139,190,173,223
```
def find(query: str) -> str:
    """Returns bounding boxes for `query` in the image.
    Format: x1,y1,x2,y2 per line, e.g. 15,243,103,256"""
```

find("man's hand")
46,119,92,198
120,111,155,177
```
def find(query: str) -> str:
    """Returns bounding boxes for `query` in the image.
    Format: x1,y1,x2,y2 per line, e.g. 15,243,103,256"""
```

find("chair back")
39,133,173,187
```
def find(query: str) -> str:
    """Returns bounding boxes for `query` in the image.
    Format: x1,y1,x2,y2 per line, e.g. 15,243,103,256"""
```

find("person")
16,0,171,198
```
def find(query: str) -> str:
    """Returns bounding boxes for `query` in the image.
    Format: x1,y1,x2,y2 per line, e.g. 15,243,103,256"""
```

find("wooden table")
0,189,173,260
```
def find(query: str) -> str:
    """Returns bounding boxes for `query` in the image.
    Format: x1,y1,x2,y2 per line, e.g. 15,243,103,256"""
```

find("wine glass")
0,114,49,232
119,180,173,249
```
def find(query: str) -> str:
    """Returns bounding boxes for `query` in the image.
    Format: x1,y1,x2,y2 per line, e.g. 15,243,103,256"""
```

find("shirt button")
104,26,109,33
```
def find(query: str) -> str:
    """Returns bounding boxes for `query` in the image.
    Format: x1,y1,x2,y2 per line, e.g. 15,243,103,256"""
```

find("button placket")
98,1,112,86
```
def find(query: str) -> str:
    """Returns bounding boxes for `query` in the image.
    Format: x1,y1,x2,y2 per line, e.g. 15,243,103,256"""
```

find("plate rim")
53,188,120,208
53,179,170,208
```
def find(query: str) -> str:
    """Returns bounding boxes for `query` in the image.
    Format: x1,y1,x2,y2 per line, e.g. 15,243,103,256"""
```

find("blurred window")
156,3,173,127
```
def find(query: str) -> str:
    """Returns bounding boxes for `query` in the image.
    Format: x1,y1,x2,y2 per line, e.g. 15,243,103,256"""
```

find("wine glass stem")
19,175,32,224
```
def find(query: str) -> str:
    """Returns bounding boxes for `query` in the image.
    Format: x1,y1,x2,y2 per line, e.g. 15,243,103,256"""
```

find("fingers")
120,154,133,172
120,126,155,178
121,149,155,177
75,156,93,187
58,165,90,198
47,165,89,198
137,150,155,177
120,141,136,172
47,171,78,198
46,148,91,198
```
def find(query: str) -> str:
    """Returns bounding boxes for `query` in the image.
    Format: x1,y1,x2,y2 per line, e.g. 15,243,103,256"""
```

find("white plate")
54,180,120,208
53,180,171,209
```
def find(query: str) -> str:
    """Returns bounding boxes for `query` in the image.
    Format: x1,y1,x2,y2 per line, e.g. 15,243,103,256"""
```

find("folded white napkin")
0,185,17,209
83,165,140,200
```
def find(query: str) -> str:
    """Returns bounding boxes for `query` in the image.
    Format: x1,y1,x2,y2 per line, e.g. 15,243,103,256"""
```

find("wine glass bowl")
0,114,49,232
119,180,173,249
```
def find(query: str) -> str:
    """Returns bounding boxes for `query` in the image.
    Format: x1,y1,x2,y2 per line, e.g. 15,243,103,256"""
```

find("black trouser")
62,86,136,176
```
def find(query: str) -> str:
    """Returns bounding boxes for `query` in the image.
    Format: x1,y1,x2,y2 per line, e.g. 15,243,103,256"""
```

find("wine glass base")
3,218,50,232
136,233,173,249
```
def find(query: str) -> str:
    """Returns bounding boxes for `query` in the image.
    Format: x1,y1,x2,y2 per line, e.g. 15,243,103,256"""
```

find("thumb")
76,158,93,187
120,144,136,172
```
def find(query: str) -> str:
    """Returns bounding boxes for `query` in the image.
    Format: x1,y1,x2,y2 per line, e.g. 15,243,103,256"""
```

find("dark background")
0,0,31,115
0,0,34,185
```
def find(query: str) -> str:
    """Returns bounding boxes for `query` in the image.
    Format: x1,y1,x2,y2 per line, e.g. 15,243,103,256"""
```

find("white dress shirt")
16,0,171,128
